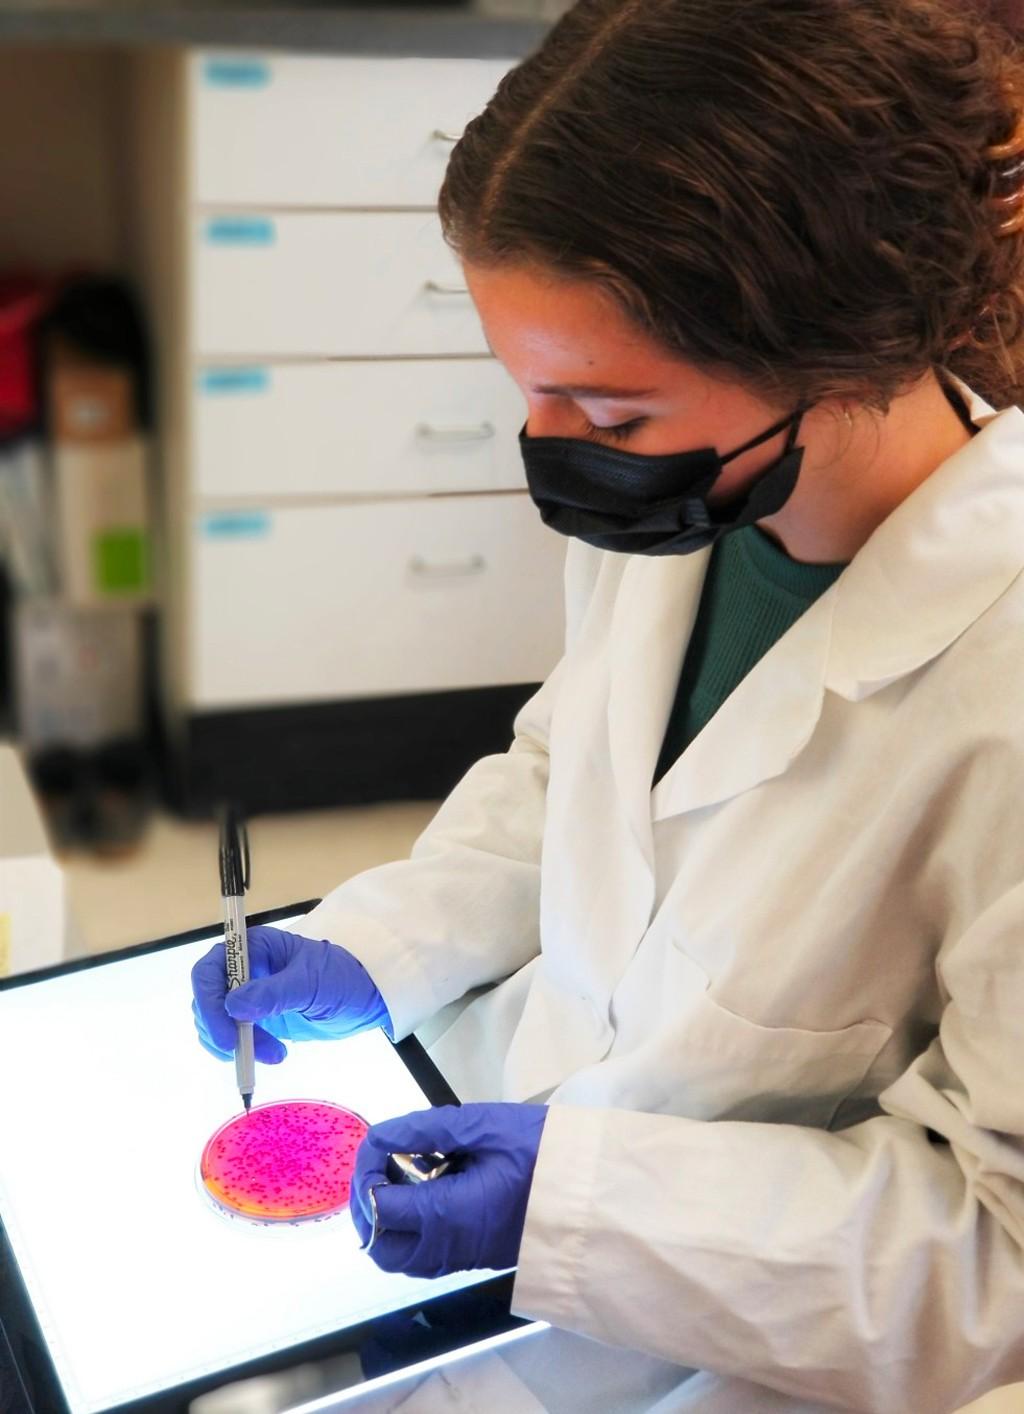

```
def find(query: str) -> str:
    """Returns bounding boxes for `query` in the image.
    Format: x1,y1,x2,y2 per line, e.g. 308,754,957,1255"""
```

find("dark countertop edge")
0,6,549,56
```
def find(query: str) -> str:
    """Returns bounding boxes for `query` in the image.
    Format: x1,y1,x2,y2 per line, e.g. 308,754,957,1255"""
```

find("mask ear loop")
719,405,809,467
785,405,808,450
693,403,810,525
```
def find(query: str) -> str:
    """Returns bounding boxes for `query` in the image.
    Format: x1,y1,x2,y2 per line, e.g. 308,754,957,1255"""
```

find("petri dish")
197,1099,368,1230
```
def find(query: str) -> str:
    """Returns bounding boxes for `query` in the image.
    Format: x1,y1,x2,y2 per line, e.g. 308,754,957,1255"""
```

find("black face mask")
519,406,810,555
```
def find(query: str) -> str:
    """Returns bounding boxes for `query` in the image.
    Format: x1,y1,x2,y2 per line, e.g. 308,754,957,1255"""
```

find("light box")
0,904,519,1414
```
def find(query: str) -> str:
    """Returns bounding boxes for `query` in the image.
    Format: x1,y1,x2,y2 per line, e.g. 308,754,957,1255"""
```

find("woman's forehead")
463,260,693,392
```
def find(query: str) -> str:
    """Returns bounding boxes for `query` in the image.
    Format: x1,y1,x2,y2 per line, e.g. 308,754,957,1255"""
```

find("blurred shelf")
0,1,549,57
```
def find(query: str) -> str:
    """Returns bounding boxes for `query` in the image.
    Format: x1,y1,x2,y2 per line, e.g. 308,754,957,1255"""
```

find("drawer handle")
424,279,470,296
409,554,486,580
431,129,463,144
416,421,495,443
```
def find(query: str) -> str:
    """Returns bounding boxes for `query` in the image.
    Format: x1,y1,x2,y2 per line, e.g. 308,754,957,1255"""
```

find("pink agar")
199,1100,368,1223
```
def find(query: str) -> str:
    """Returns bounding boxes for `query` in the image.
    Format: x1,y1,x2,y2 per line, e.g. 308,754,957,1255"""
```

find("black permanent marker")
219,804,254,1114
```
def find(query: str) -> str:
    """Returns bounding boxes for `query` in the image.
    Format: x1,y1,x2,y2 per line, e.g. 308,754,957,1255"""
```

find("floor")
59,800,439,957
57,803,1024,1413
968,1392,1024,1412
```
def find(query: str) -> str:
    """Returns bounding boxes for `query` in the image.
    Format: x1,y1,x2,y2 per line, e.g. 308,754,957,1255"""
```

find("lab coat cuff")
293,904,444,1042
512,1102,606,1327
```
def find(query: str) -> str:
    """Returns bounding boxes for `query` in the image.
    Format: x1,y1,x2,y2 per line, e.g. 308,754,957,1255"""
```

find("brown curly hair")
438,0,1024,412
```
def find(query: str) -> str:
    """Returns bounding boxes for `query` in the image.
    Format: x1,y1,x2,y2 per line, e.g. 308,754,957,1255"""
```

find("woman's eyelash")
582,417,647,444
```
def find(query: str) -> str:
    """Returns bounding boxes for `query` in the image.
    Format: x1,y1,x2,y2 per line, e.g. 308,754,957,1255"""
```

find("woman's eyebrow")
532,381,659,397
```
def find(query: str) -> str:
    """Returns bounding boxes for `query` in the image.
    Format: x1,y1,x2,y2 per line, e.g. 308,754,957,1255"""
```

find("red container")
0,274,55,440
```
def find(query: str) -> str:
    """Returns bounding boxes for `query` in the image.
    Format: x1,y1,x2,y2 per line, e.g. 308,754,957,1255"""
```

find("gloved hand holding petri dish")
352,1102,548,1276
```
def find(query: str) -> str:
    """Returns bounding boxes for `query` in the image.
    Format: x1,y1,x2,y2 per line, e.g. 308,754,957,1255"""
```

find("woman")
192,0,1024,1407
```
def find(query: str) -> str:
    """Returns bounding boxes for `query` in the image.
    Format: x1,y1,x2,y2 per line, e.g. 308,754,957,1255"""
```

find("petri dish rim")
197,1097,369,1232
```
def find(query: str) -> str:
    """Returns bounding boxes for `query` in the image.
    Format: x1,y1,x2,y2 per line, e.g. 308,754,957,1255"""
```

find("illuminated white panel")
0,920,492,1414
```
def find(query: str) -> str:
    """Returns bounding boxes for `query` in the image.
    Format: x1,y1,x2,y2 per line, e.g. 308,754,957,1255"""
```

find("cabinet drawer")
191,495,565,708
193,211,485,357
194,359,527,499
191,53,511,208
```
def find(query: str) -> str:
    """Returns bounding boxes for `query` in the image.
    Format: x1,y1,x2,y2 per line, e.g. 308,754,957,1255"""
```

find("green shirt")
653,526,847,786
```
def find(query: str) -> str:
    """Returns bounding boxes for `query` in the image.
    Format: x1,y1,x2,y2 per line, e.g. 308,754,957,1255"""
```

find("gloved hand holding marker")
190,924,392,1064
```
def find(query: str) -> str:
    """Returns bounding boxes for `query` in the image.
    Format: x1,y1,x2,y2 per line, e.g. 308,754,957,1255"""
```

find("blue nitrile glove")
191,924,391,1065
351,1102,548,1278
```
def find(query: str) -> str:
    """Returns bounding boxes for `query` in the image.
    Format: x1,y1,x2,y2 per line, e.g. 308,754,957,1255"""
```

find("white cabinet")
192,495,563,707
130,45,564,804
191,54,509,208
193,211,487,357
193,358,527,500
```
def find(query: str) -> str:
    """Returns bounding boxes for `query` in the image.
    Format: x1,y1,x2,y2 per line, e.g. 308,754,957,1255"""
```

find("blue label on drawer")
204,216,275,246
202,511,272,539
202,58,271,88
198,367,270,396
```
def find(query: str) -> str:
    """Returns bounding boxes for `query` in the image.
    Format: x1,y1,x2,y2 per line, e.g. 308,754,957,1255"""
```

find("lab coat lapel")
607,552,709,857
505,550,709,1097
651,583,836,821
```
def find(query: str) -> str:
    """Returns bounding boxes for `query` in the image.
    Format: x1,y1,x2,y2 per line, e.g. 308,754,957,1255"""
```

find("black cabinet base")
163,683,540,818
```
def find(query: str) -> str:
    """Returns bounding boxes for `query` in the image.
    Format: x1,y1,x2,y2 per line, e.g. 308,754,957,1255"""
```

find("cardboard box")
13,598,143,750
54,436,153,606
0,743,67,974
48,339,135,445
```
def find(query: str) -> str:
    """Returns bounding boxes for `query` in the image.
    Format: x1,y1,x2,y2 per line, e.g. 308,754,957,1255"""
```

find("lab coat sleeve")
296,539,601,1043
514,879,1024,1413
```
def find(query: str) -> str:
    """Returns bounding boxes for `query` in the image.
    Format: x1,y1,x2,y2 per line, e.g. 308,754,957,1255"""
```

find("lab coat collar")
826,378,1024,701
650,377,1024,821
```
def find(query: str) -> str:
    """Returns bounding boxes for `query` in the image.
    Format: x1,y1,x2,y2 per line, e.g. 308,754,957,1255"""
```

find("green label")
94,530,149,594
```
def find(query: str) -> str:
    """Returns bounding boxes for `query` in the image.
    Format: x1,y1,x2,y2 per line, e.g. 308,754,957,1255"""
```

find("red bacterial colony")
199,1100,368,1224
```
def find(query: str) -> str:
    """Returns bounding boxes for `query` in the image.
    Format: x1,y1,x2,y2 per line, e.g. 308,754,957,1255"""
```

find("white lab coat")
300,375,1024,1413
